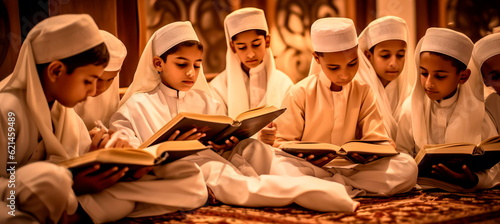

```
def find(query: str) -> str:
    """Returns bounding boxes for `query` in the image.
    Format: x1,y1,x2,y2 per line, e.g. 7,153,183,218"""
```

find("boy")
210,8,293,145
0,15,207,224
396,28,498,189
469,33,500,189
111,21,359,213
356,16,414,139
75,30,127,130
249,17,417,197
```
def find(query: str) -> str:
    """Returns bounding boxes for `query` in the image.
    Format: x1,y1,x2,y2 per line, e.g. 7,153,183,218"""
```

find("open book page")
58,148,157,169
144,140,208,164
340,140,396,155
416,177,475,193
280,142,342,155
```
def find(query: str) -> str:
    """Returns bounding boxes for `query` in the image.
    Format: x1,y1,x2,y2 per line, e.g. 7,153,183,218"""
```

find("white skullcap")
472,33,500,72
30,14,103,64
225,7,269,38
152,21,199,56
420,27,473,65
100,30,127,71
363,16,407,49
311,17,357,52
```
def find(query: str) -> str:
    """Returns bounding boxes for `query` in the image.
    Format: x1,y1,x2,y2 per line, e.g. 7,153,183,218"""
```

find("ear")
265,34,271,48
229,41,236,53
46,61,65,82
364,50,372,60
458,68,471,84
312,52,320,64
153,56,164,72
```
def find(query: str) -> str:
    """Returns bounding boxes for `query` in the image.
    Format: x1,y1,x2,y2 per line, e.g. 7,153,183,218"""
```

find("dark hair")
315,52,324,57
159,40,204,61
36,42,109,75
424,51,467,73
231,29,267,41
368,45,375,54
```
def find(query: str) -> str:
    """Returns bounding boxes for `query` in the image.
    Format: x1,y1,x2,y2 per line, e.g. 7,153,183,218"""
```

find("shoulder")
272,69,294,84
189,89,221,105
209,70,228,86
0,89,28,114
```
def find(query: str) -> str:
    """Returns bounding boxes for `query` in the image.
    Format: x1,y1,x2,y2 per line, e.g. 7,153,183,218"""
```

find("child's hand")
296,153,337,167
259,122,277,146
208,136,239,154
72,164,128,195
168,128,206,141
432,164,479,189
350,153,378,164
89,128,110,151
121,166,154,182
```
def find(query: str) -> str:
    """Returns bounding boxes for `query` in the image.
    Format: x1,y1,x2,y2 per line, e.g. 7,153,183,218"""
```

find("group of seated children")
1,7,499,224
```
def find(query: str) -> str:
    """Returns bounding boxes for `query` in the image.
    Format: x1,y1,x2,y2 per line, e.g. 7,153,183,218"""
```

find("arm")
274,87,305,147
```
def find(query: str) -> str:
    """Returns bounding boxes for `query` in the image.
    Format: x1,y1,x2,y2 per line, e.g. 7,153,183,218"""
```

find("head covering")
472,33,500,97
74,30,126,129
410,27,481,149
355,16,415,139
120,21,212,106
308,17,358,76
222,7,290,118
0,14,103,220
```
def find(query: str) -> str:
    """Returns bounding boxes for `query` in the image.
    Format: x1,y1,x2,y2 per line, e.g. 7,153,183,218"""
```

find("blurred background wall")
1,0,499,86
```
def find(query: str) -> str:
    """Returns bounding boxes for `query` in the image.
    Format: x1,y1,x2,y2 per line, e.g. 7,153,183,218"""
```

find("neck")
240,63,250,77
330,83,343,92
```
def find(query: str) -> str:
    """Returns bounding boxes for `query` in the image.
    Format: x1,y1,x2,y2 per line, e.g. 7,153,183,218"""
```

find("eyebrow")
90,74,100,79
235,38,262,45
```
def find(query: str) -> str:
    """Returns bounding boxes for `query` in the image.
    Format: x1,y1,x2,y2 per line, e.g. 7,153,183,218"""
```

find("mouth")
246,59,259,64
182,80,195,86
425,89,438,94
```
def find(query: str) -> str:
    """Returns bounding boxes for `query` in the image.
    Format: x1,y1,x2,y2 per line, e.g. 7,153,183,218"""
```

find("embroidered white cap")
100,30,127,72
311,17,357,52
420,27,473,65
225,7,269,38
152,21,200,56
472,33,500,72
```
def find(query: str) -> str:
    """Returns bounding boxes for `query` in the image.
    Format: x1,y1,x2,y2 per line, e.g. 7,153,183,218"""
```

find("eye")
348,61,358,67
380,54,390,59
194,64,201,69
396,54,405,59
84,80,92,85
420,72,428,77
490,72,500,81
435,75,446,79
176,63,187,68
237,46,247,50
252,43,261,48
328,66,339,71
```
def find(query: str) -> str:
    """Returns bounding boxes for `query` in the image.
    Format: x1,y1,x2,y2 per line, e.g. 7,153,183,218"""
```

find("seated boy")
0,14,207,224
210,8,294,145
234,17,417,197
74,30,127,130
356,16,414,139
396,28,498,190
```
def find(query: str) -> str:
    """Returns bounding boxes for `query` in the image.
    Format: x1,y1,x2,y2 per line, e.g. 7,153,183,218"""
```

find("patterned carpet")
113,188,500,224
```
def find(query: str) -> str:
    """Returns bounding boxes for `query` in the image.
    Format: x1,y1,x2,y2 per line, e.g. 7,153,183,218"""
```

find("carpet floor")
113,188,500,224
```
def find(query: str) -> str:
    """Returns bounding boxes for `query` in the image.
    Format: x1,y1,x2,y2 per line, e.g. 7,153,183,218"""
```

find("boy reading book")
235,17,417,198
0,15,208,224
210,7,294,146
356,16,415,139
74,30,127,130
396,27,498,190
110,20,360,213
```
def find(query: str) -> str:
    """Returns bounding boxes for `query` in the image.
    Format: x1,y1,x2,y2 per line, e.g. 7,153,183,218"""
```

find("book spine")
212,122,241,144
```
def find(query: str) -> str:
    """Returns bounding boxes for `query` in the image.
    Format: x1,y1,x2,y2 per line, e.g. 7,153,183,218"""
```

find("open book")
416,135,500,177
416,177,476,192
281,140,398,164
140,105,286,148
58,140,208,173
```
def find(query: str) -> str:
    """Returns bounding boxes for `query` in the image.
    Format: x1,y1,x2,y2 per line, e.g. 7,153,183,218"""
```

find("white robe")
270,71,417,196
396,90,499,190
110,83,360,212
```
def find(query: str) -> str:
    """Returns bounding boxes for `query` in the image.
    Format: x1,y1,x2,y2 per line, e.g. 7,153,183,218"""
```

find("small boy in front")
397,28,498,190
266,17,418,197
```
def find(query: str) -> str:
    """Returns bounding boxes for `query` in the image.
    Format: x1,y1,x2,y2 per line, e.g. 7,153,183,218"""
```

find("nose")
389,56,397,69
247,49,255,59
425,77,434,89
186,68,194,77
339,70,349,80
88,83,97,97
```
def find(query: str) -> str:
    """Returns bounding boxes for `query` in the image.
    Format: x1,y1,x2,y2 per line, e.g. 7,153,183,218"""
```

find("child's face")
51,63,103,107
419,52,468,101
230,30,270,70
93,70,118,97
156,45,202,91
481,54,500,93
365,40,406,86
313,46,359,91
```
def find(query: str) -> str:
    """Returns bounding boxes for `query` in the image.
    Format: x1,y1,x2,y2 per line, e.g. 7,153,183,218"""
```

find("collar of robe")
433,86,459,108
159,82,186,99
318,70,352,94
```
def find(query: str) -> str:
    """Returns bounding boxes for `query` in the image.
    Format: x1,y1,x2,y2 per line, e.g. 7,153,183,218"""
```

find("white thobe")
269,72,417,196
396,90,499,190
111,83,360,212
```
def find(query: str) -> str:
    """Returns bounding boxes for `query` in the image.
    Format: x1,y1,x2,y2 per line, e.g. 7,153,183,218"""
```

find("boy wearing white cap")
210,7,293,145
111,20,360,213
356,16,415,139
468,33,500,189
246,17,417,197
75,30,127,130
396,28,498,190
0,14,128,223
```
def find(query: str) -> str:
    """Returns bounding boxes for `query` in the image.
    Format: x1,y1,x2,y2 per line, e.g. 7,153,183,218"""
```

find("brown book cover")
140,105,286,147
281,140,398,164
